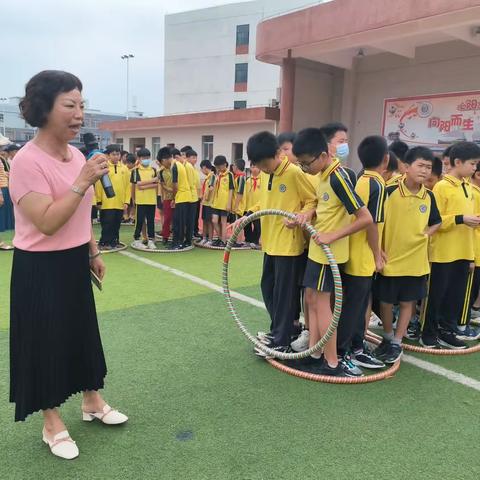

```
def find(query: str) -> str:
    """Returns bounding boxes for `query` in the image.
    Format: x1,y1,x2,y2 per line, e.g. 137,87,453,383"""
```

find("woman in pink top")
9,71,128,460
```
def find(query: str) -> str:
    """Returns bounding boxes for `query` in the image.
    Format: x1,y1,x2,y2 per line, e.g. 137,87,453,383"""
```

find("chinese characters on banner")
382,91,480,147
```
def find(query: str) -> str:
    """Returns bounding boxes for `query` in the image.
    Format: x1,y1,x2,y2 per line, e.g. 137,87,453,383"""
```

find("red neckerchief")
251,176,259,191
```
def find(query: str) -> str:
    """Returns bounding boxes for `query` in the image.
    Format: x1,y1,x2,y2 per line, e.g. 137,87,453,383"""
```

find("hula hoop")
367,329,480,356
222,209,343,361
194,239,252,251
96,241,128,254
130,242,194,253
267,334,400,383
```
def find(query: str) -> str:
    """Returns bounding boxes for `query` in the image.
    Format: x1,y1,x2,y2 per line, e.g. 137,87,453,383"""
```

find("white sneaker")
368,312,382,328
132,240,146,249
471,308,480,319
290,329,310,352
147,240,157,250
199,239,208,246
42,429,79,460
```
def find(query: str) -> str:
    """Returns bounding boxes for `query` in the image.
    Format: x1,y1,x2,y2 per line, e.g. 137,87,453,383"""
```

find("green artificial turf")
1,225,480,479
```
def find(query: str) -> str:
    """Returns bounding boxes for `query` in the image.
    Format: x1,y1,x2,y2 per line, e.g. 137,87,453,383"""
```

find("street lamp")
0,97,7,136
121,54,134,120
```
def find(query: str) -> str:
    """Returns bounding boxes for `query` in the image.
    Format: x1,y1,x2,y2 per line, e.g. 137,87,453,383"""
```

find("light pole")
121,54,134,119
0,97,7,136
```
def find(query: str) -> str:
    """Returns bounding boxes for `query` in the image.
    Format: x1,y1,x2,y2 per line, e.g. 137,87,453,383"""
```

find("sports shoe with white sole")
147,240,157,250
290,329,310,352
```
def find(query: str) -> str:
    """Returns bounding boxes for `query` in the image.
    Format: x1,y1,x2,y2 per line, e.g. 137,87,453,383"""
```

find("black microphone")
86,149,115,198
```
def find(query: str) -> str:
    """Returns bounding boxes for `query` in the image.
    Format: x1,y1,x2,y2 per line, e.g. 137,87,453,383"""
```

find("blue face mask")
336,143,349,160
141,159,151,167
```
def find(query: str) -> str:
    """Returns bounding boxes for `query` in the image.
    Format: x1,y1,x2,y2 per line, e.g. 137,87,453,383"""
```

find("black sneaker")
438,330,467,350
254,343,292,358
284,355,321,371
455,325,480,341
212,239,222,247
374,338,391,360
405,319,421,340
316,361,349,377
382,343,403,364
419,335,439,349
352,346,385,369
169,244,183,251
338,355,364,377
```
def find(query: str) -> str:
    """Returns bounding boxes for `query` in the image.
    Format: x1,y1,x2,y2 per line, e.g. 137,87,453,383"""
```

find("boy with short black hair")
95,144,131,250
387,140,409,185
382,150,398,184
421,141,480,348
200,160,215,245
277,132,297,164
424,156,443,191
232,159,247,241
211,155,234,247
131,148,158,250
170,148,192,249
339,136,389,373
186,149,201,239
319,122,357,187
157,147,174,245
244,164,261,248
244,131,316,355
375,146,442,363
293,128,373,377
442,145,452,174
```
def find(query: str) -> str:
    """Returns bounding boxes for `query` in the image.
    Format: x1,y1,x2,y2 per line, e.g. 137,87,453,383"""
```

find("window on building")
152,137,161,161
115,138,124,149
0,113,4,123
235,63,248,84
24,132,34,141
236,25,249,47
202,135,214,161
234,101,247,110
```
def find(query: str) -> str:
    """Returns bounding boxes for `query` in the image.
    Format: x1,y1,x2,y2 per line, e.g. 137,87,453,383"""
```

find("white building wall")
111,121,276,166
164,1,326,115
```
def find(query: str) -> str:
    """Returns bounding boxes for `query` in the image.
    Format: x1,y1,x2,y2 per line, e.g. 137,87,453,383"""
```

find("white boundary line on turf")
120,250,480,392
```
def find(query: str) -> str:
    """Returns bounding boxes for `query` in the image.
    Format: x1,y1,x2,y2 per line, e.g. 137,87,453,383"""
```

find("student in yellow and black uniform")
123,153,137,224
240,132,316,354
178,147,196,247
157,147,174,245
468,164,480,322
199,160,215,245
185,149,201,239
171,148,192,250
337,136,389,374
374,146,442,363
211,155,234,247
319,123,357,187
131,148,158,250
243,164,261,247
421,141,480,349
95,144,131,250
293,128,373,378
231,159,247,246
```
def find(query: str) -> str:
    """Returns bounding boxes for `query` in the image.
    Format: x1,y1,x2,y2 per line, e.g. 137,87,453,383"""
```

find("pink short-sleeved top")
9,141,93,252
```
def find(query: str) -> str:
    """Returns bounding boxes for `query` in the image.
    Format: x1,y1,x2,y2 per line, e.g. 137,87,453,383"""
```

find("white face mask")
141,159,151,167
336,143,349,160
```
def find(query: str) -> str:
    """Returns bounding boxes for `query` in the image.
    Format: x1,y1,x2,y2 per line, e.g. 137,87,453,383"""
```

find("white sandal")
42,429,79,460
82,404,128,425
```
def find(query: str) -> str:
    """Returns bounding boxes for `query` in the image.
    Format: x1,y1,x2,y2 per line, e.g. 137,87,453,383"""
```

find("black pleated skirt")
9,243,107,421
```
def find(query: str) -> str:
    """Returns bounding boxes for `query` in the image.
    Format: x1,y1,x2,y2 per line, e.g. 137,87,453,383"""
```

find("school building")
101,0,480,171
